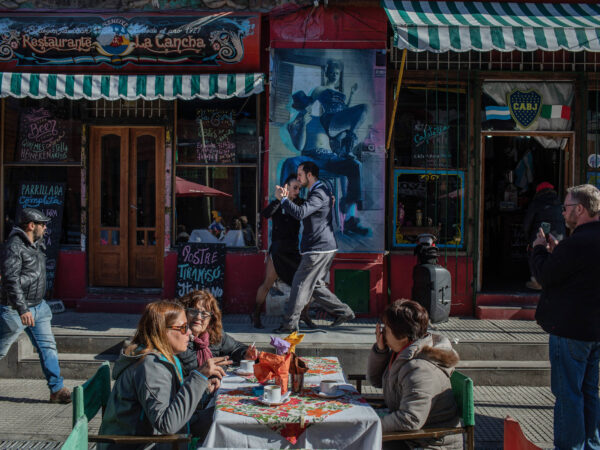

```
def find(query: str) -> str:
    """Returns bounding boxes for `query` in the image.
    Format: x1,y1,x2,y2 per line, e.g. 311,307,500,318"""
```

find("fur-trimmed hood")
397,333,460,377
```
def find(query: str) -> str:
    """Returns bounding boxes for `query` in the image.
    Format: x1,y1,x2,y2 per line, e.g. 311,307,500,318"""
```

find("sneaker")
50,387,71,404
330,313,356,328
526,280,542,290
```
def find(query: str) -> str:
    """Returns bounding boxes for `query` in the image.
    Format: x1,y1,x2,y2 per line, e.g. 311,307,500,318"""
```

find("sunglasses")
186,308,213,319
167,323,189,335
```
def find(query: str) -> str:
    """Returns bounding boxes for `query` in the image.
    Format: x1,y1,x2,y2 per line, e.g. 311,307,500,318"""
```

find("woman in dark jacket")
178,290,258,376
251,174,310,329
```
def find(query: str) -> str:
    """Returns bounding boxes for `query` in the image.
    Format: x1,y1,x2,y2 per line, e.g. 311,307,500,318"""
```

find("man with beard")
0,208,71,403
530,184,600,449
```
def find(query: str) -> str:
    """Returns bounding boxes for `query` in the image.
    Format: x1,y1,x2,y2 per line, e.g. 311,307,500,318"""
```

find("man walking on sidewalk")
0,208,71,404
531,184,600,449
273,161,355,333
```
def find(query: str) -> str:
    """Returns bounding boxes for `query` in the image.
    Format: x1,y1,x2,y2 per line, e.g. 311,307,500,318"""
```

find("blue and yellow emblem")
508,89,542,129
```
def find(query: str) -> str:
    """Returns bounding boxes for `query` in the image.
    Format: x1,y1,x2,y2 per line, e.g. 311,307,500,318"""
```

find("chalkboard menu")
195,109,236,163
411,122,452,168
16,182,66,297
176,243,226,303
17,108,69,162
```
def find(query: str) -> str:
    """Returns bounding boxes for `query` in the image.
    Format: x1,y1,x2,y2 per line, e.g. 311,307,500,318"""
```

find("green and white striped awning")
0,72,264,101
383,0,600,53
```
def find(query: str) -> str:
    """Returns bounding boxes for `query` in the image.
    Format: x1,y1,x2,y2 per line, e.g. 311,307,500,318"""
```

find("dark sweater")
531,220,600,341
261,198,302,250
179,331,248,376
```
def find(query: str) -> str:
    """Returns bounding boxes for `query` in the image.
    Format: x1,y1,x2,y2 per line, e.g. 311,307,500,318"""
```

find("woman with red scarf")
178,290,258,376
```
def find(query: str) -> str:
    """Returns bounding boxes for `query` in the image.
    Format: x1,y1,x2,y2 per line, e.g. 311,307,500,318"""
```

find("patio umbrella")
175,176,231,197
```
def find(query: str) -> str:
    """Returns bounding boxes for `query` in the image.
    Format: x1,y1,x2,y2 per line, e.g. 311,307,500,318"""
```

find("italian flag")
541,104,571,120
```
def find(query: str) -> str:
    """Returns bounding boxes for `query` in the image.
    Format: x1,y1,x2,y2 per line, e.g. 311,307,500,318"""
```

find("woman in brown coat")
367,299,463,449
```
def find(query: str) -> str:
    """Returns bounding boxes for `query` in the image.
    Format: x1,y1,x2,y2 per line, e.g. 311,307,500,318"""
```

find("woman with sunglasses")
178,290,259,377
98,300,230,447
252,173,313,329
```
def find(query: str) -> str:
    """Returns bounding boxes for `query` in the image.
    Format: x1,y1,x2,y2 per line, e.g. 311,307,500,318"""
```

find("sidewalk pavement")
0,379,554,448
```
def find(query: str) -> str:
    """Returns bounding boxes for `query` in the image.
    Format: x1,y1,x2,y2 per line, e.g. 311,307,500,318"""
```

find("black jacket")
1,227,47,315
179,331,248,376
281,181,337,254
523,189,565,244
531,220,600,341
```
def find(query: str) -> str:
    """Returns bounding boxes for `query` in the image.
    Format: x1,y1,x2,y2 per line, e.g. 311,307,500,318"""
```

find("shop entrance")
89,126,165,287
479,132,573,292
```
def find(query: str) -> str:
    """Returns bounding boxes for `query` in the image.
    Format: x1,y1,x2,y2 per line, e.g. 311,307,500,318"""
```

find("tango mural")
269,49,386,252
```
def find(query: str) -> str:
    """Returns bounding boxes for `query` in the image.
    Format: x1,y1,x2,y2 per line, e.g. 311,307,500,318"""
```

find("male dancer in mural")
273,161,355,333
286,59,370,236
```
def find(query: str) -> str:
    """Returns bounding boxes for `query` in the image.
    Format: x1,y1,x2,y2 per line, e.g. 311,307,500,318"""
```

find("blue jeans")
550,334,600,450
0,301,64,393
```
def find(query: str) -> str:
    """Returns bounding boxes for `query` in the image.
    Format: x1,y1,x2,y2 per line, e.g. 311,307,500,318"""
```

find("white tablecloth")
189,229,245,247
202,357,382,450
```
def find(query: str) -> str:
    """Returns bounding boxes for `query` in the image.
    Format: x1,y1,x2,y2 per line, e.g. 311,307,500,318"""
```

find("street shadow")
0,396,49,404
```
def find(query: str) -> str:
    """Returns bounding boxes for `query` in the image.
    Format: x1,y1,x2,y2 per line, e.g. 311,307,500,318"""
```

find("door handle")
130,204,138,210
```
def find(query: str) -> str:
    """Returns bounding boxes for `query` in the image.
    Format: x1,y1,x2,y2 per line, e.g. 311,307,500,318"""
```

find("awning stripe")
383,0,600,52
0,72,264,100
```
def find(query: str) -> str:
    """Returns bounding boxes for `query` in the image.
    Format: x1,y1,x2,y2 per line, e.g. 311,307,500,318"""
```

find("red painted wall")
389,253,473,317
54,250,86,307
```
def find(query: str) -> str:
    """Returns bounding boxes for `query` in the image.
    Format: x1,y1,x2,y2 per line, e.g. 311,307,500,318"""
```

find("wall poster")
268,49,386,252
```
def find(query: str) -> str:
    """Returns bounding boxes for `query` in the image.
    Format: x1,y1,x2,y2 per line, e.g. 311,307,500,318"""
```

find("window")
587,85,600,188
175,97,259,248
393,169,464,248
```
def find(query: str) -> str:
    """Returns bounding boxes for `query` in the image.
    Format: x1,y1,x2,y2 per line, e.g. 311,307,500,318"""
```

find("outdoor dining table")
202,356,382,449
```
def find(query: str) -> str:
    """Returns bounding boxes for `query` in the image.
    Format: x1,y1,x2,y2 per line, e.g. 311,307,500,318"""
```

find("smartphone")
540,222,551,236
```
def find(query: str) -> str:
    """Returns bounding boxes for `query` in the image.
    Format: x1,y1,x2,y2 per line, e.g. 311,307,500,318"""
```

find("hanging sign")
16,182,66,297
0,14,260,72
176,242,226,304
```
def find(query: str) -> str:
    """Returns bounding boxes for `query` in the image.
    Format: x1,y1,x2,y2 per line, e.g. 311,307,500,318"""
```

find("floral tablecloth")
203,356,382,450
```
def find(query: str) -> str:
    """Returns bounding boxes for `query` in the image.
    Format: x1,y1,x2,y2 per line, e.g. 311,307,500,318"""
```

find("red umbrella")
175,176,231,197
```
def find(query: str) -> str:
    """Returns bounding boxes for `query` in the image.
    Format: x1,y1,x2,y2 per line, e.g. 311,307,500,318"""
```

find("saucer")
315,389,345,399
234,369,254,376
257,392,291,406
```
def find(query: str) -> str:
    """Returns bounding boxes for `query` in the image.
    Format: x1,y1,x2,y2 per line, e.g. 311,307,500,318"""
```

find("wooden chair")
349,370,475,450
72,361,190,450
504,415,542,450
61,416,88,450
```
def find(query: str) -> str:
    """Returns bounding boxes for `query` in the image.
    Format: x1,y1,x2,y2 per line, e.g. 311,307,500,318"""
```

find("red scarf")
193,332,213,367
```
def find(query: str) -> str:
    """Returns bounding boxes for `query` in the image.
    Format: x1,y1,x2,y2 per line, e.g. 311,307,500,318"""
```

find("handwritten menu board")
195,109,236,163
411,122,451,168
16,182,66,297
176,243,226,303
17,108,69,162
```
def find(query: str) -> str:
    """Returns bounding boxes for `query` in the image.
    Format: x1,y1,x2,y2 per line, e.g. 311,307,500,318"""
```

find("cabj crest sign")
508,89,542,129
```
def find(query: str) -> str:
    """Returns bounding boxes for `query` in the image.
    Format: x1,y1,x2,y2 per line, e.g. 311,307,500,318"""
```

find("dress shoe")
330,313,356,328
273,325,298,334
300,312,317,329
526,280,542,290
250,312,264,329
50,387,71,404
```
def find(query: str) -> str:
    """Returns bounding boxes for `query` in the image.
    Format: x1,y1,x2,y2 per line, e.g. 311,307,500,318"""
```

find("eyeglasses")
167,323,189,335
186,308,213,319
34,222,47,227
561,203,579,212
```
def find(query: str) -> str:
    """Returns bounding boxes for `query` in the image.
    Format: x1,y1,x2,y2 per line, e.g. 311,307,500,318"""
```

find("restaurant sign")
0,14,260,72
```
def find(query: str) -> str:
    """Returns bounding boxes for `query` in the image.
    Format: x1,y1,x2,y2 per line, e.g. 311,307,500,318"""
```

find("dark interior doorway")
482,135,563,292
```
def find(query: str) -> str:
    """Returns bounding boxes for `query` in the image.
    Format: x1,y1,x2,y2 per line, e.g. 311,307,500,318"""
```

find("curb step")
476,305,537,320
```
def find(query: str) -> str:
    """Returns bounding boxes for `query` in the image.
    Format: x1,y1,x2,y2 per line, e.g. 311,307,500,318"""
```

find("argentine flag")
485,105,510,120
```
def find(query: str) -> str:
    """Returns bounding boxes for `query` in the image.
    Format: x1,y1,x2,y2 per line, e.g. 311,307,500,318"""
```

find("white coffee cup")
264,385,282,403
320,380,337,395
240,359,254,373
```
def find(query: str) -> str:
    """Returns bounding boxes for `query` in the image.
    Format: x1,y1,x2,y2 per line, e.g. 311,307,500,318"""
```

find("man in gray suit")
274,161,355,333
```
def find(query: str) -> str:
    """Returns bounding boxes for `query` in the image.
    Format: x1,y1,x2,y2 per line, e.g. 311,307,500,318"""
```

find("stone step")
476,305,537,320
457,360,550,386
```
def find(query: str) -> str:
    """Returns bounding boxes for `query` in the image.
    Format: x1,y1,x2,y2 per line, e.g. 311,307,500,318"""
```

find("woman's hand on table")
200,356,232,379
245,344,258,360
208,377,221,393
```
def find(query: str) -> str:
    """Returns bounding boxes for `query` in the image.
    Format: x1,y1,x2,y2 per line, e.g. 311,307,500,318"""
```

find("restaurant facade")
1,0,599,318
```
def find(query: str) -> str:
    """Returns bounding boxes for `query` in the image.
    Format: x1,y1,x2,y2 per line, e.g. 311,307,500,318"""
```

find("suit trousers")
283,252,353,330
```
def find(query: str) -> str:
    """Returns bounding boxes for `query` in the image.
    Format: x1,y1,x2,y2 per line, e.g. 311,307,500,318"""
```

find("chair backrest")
61,416,88,450
73,361,111,426
450,370,475,427
504,415,542,450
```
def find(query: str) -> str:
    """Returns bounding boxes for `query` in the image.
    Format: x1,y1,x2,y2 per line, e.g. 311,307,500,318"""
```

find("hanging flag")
485,105,511,120
540,105,571,120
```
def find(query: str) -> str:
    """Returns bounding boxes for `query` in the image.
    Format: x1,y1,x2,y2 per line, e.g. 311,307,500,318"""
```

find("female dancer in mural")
252,174,315,329
286,59,370,235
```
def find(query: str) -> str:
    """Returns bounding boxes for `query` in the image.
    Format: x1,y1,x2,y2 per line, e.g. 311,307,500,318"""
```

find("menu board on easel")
195,109,236,163
17,107,69,162
16,182,66,297
176,243,226,304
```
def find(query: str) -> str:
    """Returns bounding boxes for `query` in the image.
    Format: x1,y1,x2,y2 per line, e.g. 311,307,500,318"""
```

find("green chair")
72,361,190,450
61,416,88,450
349,370,475,450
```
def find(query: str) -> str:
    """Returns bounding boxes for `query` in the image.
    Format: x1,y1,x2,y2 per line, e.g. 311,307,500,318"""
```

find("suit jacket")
281,181,337,254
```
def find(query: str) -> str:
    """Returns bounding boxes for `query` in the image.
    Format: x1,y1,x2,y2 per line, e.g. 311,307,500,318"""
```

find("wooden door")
90,126,165,287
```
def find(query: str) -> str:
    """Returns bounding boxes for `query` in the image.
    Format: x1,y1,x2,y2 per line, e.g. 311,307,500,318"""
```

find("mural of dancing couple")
269,49,386,252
